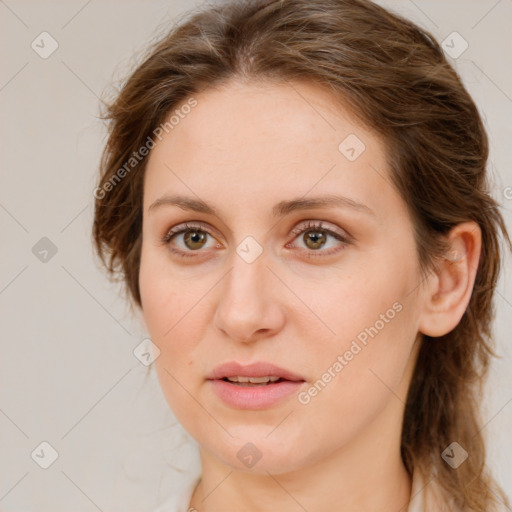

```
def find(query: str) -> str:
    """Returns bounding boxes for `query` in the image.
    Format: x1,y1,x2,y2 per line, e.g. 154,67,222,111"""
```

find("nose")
213,248,285,345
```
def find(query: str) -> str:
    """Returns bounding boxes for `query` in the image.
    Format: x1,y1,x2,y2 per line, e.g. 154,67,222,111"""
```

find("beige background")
1,0,511,510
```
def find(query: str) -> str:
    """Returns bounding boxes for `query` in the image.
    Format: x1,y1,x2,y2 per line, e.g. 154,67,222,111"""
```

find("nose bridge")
224,247,268,311
214,243,283,341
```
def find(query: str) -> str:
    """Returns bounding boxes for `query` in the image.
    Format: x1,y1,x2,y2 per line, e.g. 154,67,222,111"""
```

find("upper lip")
207,361,305,382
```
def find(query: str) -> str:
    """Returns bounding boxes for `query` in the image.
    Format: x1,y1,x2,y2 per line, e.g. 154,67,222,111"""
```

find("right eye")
162,222,221,258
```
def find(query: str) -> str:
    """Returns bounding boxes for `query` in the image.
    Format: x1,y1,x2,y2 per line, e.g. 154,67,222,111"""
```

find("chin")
202,430,314,475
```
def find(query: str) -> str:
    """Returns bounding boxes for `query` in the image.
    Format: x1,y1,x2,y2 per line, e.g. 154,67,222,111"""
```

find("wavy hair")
92,0,511,508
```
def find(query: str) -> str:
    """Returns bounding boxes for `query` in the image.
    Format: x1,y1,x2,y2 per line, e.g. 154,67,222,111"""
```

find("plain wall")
1,0,511,510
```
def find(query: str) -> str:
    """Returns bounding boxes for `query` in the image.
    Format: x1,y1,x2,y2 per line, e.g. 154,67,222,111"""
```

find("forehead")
151,79,374,162
143,79,397,220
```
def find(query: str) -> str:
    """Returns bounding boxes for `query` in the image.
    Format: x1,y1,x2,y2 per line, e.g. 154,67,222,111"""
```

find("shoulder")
407,468,457,512
152,475,201,512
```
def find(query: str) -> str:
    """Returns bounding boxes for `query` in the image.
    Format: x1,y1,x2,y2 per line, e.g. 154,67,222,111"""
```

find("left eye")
161,221,350,258
287,221,350,256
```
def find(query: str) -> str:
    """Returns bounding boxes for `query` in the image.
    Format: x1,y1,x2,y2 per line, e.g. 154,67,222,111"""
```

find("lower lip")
209,379,305,410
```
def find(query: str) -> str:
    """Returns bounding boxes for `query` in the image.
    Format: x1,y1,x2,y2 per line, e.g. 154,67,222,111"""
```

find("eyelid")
161,219,351,257
162,222,220,244
163,220,349,241
289,220,350,241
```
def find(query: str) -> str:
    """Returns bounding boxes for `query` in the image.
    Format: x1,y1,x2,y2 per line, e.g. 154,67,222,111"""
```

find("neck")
189,411,412,511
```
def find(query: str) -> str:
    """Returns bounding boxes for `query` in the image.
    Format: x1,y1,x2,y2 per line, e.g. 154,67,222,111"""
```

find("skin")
138,78,481,511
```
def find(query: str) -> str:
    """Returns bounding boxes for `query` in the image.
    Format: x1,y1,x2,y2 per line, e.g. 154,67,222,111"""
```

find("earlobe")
418,222,482,337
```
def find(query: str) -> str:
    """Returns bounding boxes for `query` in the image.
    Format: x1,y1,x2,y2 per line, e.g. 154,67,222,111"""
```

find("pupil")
305,230,325,249
185,230,206,249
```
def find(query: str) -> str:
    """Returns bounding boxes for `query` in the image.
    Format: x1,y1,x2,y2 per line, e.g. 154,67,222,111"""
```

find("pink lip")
207,361,306,410
208,361,305,381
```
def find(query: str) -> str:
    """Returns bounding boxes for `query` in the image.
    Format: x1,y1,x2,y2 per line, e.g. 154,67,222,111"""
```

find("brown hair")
92,0,511,508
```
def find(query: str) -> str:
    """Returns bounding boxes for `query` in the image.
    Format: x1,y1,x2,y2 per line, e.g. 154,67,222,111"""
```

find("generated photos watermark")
298,301,403,405
93,97,197,200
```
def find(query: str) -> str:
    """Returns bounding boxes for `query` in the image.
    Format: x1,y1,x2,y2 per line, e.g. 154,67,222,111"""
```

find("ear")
418,221,482,337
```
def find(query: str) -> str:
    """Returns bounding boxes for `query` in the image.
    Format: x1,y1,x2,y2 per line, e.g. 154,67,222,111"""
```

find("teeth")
226,376,281,384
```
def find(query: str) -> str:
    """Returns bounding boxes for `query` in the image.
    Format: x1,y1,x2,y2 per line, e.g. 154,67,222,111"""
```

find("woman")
93,0,511,510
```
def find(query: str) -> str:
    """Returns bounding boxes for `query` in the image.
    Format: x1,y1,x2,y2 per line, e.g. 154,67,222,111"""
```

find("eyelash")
161,221,351,259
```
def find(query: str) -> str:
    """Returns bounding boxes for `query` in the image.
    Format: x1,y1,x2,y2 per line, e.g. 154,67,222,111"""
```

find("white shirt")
152,468,430,512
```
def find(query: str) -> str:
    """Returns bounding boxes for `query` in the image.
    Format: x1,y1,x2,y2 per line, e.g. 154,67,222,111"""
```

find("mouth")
207,361,306,410
207,360,305,383
219,375,288,386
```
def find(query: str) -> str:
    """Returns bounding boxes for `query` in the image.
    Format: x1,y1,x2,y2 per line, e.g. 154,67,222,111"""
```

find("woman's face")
139,79,426,474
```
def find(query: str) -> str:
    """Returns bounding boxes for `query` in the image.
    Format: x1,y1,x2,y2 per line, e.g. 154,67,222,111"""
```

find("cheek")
295,302,417,457
139,244,187,337
140,272,197,421
301,258,419,410
139,249,207,408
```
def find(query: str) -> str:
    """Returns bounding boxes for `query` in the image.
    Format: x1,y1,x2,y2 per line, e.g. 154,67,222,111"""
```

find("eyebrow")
148,193,375,217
